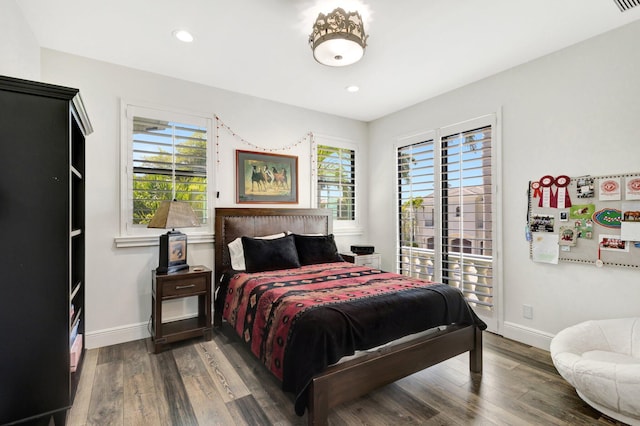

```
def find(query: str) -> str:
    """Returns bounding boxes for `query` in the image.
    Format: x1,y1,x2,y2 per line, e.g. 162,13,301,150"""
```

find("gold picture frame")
236,150,298,203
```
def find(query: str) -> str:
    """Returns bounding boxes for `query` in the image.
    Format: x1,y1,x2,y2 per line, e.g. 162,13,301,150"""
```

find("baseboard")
85,320,150,349
502,321,555,351
86,319,557,351
85,313,202,349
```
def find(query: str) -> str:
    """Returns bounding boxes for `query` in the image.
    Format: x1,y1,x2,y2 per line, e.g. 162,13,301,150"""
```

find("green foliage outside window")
317,145,355,220
132,117,207,225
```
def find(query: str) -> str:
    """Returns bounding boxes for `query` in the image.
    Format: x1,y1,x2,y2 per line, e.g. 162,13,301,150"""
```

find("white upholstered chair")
550,318,640,426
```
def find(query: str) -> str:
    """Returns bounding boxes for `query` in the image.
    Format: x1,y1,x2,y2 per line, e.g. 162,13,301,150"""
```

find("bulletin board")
527,173,640,268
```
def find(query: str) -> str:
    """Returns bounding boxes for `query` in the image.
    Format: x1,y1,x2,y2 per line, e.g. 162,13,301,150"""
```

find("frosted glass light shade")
313,38,364,67
309,8,368,67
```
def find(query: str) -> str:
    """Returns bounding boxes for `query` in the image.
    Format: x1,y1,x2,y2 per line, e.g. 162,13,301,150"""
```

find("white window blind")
132,116,208,226
317,144,355,221
397,121,494,312
441,126,493,309
397,138,435,279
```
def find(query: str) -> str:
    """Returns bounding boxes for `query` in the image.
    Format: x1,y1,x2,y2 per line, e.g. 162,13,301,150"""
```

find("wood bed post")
307,380,329,426
470,326,483,373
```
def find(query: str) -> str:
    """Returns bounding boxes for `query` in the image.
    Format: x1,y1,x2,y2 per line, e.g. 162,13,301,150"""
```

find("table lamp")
148,200,200,274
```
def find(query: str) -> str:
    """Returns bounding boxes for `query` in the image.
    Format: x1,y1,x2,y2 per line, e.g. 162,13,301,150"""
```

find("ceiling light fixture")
346,85,360,93
172,29,194,43
309,7,368,67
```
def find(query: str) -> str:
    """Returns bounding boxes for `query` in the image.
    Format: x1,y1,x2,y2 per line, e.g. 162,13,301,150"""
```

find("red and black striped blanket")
220,261,486,415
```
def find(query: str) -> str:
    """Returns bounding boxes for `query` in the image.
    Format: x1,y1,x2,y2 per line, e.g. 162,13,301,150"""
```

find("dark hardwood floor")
68,328,625,425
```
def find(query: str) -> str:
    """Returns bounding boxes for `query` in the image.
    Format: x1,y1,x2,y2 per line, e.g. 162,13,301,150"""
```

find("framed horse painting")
236,150,298,203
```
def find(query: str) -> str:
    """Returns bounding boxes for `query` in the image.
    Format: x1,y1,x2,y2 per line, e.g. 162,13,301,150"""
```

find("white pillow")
286,231,324,236
228,232,285,270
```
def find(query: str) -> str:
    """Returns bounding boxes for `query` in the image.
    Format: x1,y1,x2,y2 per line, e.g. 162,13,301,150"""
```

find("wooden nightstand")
341,252,382,269
151,266,212,353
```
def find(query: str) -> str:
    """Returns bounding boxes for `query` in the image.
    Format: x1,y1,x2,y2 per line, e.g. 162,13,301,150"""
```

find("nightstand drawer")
357,256,380,268
341,252,381,269
161,276,207,298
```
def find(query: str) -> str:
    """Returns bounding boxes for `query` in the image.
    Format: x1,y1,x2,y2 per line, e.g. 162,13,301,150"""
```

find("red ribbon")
554,175,571,208
531,181,542,198
538,175,554,207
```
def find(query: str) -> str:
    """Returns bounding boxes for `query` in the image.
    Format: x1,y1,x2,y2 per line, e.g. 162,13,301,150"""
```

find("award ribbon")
530,181,541,199
554,175,571,209
538,175,554,208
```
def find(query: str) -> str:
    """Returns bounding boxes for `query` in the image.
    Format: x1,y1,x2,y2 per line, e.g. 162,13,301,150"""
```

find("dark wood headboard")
213,208,332,323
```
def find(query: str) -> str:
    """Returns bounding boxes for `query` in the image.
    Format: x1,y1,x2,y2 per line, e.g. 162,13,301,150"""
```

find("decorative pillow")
293,233,343,265
228,232,285,270
286,231,324,236
242,234,301,273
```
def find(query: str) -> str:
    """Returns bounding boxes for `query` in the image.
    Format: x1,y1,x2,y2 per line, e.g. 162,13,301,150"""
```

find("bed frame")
214,207,483,425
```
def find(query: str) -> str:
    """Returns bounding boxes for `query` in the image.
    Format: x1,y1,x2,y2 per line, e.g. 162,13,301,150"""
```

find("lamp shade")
313,37,364,67
147,200,200,229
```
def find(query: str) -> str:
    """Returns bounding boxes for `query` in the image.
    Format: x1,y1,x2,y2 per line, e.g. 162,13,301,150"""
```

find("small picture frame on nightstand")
157,231,188,274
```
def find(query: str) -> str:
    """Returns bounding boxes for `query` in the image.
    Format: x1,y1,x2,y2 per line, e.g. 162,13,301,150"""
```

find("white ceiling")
16,0,640,122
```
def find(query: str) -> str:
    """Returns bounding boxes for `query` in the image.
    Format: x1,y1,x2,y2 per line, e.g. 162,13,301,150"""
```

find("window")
119,103,213,244
425,208,434,227
316,142,356,221
475,196,484,229
396,115,496,318
132,117,207,224
426,237,434,250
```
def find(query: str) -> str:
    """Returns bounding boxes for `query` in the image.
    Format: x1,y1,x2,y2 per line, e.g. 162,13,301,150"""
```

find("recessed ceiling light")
346,85,360,93
172,30,194,43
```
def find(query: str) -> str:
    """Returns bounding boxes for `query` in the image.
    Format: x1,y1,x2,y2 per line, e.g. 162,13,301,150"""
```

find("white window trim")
311,133,362,235
115,100,215,248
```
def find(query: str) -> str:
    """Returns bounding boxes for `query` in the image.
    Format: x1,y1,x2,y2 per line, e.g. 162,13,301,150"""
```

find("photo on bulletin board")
621,202,640,242
559,226,578,246
576,176,594,199
599,234,628,252
569,204,595,220
574,219,593,239
530,214,554,233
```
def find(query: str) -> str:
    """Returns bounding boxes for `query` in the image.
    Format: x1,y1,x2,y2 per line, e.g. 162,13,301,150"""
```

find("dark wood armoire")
0,75,92,425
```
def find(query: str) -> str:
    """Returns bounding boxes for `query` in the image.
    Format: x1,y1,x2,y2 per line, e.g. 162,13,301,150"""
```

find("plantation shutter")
440,126,493,309
132,117,208,225
317,145,355,220
397,138,436,280
397,121,495,314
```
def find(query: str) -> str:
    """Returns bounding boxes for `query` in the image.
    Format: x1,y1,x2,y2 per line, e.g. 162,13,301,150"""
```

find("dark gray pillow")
242,234,301,273
293,234,343,265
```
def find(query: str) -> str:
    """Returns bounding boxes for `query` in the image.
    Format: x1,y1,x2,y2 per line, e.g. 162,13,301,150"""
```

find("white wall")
12,11,640,351
0,0,40,80
368,21,640,349
40,49,368,348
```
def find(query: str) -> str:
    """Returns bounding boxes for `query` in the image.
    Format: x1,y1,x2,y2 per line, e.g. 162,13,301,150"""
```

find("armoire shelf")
0,75,93,425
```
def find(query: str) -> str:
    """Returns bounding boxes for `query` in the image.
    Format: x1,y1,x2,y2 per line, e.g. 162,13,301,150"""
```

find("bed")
214,207,485,425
